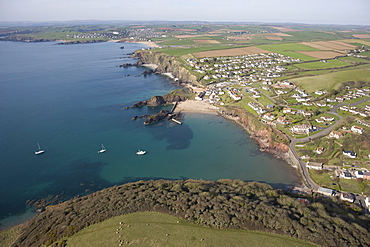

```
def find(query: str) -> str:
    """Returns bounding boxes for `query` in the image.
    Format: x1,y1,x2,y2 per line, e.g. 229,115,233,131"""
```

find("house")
315,147,324,154
340,171,353,179
316,118,325,123
351,126,364,134
340,193,355,203
354,170,364,179
290,124,313,134
317,187,335,197
283,108,292,114
276,116,291,125
321,116,335,122
306,162,323,170
263,113,275,121
343,150,357,158
328,131,343,139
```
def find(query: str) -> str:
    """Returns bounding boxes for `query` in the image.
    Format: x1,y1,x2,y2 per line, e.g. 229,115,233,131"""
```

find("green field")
290,69,370,93
257,43,319,61
64,212,316,247
294,60,351,70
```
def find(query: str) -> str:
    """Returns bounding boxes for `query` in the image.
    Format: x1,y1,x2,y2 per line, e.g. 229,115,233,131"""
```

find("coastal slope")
3,179,369,247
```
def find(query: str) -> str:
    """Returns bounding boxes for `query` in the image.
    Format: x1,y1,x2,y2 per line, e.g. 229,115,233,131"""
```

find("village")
186,51,370,210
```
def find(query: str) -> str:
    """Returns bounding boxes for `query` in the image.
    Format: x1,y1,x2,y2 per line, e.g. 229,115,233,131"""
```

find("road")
288,97,370,190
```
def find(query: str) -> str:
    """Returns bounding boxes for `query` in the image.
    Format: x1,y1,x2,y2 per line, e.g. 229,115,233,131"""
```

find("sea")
0,41,300,230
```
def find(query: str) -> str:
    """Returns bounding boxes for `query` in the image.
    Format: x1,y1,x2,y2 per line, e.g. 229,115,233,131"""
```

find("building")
290,124,313,134
343,150,357,158
317,187,335,197
354,170,364,179
340,171,353,179
263,113,275,121
315,147,324,154
283,108,292,114
306,162,323,170
340,193,355,203
351,126,364,134
276,116,291,125
328,131,343,139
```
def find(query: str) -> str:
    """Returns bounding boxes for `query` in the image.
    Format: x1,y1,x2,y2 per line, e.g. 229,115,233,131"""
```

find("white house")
354,170,364,179
351,126,364,134
340,193,355,203
306,162,323,170
263,113,275,121
290,124,313,134
315,147,324,154
318,187,335,197
329,131,343,139
343,150,357,158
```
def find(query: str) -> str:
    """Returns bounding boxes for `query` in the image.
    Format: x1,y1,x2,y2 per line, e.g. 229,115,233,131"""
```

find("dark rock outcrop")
144,110,171,125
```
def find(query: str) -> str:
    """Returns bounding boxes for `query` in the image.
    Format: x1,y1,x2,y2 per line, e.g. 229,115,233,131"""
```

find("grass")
64,212,316,247
290,69,370,93
309,170,370,195
256,43,320,61
0,225,22,247
294,60,351,70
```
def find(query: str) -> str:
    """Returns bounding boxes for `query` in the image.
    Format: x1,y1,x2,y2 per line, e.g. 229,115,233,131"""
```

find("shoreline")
135,44,303,186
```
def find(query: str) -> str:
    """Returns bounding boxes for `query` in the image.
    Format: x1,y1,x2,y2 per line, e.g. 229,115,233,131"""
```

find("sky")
0,0,369,25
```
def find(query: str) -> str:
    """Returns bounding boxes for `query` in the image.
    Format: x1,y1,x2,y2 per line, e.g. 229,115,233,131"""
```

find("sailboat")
98,144,107,153
34,142,45,155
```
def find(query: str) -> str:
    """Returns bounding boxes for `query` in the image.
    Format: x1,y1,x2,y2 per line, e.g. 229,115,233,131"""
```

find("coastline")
134,44,304,186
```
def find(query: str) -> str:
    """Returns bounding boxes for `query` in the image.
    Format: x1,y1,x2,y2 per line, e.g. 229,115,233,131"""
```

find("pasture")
294,60,351,70
290,69,370,93
65,212,316,247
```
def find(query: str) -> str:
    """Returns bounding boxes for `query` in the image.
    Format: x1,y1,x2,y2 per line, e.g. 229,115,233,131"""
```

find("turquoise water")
0,41,299,229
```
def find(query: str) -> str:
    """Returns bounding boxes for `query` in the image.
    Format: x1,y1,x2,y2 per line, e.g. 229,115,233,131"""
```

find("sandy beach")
176,100,219,114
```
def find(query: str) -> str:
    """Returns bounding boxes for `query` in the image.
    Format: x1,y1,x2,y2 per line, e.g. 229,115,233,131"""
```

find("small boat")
136,149,146,155
98,144,107,153
35,142,45,155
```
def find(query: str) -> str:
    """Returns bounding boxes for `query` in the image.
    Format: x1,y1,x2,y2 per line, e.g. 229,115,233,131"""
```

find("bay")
0,41,299,230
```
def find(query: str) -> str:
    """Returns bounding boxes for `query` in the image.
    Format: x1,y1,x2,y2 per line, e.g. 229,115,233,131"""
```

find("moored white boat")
136,149,146,155
98,144,107,153
35,142,45,155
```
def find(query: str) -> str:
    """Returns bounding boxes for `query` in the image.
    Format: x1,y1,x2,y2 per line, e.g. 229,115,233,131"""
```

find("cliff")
134,50,202,87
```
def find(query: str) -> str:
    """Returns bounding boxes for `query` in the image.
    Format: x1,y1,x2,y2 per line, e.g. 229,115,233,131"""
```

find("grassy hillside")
2,180,369,247
65,212,316,247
